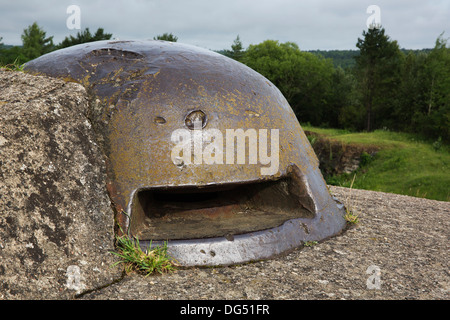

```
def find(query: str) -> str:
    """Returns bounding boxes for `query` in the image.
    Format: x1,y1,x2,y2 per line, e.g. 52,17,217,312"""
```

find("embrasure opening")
129,172,316,240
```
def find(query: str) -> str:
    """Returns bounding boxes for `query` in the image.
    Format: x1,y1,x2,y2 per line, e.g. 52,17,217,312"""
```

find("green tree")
223,35,244,61
21,22,54,61
309,49,359,69
329,67,364,130
242,40,335,125
0,46,26,66
0,36,5,64
1,35,26,66
412,35,450,141
57,27,112,49
153,33,178,42
355,27,404,131
394,51,426,133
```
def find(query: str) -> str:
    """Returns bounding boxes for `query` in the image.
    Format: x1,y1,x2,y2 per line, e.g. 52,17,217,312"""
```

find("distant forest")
308,49,433,69
308,50,360,69
1,23,449,143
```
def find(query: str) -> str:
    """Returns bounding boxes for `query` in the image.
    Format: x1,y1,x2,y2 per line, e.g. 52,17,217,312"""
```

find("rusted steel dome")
24,40,346,266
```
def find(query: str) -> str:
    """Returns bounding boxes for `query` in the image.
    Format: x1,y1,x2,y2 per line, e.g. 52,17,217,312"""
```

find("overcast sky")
1,0,449,51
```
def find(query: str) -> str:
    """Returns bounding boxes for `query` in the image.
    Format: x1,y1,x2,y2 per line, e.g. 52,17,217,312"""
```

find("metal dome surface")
24,40,346,266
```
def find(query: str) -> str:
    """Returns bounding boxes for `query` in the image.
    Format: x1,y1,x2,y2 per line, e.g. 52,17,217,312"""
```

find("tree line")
0,22,179,65
1,23,448,143
0,22,113,64
223,30,449,143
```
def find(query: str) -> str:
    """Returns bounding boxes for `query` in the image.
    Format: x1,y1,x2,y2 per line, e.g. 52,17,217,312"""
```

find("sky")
0,0,449,51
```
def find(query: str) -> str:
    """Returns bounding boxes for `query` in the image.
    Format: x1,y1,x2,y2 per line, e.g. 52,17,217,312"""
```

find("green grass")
110,234,177,276
302,125,450,202
304,241,319,247
0,58,25,71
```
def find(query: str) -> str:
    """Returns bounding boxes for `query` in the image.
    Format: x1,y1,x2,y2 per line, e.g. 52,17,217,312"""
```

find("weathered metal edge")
140,199,346,266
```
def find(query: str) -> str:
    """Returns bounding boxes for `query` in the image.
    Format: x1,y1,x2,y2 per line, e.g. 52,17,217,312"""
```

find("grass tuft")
110,234,177,276
304,241,318,247
344,209,360,225
343,174,360,225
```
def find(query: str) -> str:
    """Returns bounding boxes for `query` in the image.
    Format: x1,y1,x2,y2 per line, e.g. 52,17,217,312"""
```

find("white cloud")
0,0,448,50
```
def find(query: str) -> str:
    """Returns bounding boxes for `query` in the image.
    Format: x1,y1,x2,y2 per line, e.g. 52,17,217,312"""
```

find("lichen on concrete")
0,70,122,299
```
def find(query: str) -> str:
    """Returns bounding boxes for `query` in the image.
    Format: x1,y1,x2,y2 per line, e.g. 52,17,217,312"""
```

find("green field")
302,125,450,202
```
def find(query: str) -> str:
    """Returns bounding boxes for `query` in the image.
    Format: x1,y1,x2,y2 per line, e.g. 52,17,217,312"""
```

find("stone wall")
0,70,122,299
305,131,379,176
